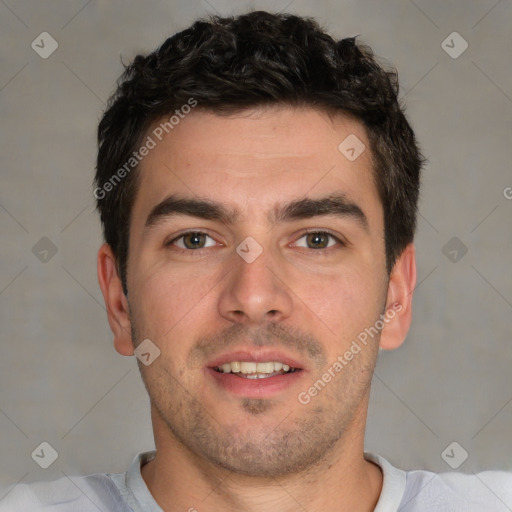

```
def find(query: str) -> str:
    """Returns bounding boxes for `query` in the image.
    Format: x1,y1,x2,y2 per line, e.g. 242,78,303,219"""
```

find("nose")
217,246,294,326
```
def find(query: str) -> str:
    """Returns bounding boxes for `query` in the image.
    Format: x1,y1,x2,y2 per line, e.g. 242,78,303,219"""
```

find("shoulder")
0,473,130,512
367,452,512,511
401,467,512,511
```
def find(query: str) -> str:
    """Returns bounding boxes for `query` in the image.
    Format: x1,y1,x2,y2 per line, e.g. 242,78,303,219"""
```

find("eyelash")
165,230,345,253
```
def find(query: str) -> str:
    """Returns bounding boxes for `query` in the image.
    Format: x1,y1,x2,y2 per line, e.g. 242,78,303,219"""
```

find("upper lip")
207,349,306,370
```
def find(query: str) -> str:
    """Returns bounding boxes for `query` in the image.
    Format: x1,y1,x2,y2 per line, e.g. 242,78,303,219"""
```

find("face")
122,107,392,477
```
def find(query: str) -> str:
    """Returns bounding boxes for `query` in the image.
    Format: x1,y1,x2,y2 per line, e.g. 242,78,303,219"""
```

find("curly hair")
95,10,424,295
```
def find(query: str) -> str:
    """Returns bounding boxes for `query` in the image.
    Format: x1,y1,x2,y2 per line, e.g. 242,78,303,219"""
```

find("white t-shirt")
1,451,512,511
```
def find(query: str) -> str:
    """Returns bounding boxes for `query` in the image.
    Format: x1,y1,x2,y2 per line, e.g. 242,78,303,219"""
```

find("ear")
379,243,417,350
97,243,134,356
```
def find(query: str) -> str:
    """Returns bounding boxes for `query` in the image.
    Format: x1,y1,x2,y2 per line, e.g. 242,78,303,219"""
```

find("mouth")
206,350,306,398
213,361,301,379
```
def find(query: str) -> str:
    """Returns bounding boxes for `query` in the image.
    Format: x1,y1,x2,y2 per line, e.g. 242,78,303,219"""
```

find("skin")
98,106,416,512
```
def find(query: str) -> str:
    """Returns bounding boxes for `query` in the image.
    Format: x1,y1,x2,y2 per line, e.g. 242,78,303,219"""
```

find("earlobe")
97,243,134,356
379,243,417,351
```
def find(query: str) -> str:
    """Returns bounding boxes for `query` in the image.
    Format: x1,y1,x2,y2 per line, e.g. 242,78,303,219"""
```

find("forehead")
130,106,381,231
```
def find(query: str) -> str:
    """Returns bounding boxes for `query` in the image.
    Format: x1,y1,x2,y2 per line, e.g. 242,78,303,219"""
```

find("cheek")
130,259,221,339
292,266,384,344
130,268,212,386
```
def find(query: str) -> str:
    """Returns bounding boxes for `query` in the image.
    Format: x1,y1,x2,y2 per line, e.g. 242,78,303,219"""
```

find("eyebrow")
144,193,369,233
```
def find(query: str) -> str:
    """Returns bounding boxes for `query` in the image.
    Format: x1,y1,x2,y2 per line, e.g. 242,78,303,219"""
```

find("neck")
141,410,383,512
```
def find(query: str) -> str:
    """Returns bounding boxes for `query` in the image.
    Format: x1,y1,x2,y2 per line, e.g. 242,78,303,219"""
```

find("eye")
169,231,217,250
294,231,342,250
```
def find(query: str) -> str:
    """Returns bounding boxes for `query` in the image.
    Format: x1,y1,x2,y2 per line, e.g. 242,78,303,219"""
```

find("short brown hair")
95,11,424,294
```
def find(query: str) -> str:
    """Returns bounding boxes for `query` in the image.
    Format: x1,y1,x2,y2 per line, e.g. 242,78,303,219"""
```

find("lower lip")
206,368,305,398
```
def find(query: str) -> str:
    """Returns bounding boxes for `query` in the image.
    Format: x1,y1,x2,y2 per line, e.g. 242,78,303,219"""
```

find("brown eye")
183,232,206,249
294,231,341,250
306,232,329,249
171,232,216,250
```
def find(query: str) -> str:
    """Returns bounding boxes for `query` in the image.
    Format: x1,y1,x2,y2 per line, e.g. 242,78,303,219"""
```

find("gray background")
1,0,511,493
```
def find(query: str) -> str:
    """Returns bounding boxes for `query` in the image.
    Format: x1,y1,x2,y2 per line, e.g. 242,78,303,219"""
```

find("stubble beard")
128,300,380,479
135,338,377,478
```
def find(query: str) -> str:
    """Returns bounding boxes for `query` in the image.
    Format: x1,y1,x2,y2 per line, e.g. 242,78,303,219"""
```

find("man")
3,10,511,512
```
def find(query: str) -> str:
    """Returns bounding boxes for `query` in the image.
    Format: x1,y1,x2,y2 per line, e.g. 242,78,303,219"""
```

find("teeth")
240,362,257,374
216,361,295,374
244,373,277,380
256,362,274,373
